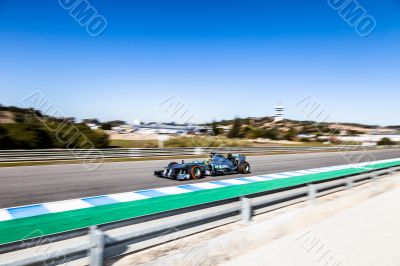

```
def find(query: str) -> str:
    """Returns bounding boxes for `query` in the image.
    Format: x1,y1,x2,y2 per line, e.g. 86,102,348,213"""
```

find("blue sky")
1,0,400,125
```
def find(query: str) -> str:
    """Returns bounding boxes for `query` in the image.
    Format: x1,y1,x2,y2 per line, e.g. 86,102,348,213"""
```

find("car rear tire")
189,166,202,179
238,161,251,174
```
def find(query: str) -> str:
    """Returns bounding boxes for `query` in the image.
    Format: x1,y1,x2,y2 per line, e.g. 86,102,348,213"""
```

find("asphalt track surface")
0,149,399,208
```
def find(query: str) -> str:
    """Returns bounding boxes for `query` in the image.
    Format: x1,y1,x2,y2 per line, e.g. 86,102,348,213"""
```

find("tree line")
0,107,109,150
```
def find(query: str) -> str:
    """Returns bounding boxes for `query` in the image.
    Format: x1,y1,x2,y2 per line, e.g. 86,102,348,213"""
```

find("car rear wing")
231,153,246,162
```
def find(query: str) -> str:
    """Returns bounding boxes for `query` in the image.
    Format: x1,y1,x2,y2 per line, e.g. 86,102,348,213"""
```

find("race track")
0,149,399,208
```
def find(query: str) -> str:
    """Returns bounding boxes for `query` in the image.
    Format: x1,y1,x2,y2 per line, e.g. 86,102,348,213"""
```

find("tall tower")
274,105,284,122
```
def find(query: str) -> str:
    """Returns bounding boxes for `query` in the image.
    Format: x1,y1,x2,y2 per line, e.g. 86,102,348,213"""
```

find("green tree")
377,137,395,146
284,128,297,141
228,117,242,138
82,118,100,124
100,123,112,130
212,121,221,136
0,126,14,149
73,123,109,148
263,128,279,140
106,120,126,127
242,126,264,139
2,124,53,149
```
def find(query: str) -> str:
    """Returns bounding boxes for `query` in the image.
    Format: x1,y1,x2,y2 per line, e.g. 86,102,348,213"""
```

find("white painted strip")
191,182,223,189
318,167,330,173
246,176,274,181
324,168,340,171
318,168,334,171
306,169,321,174
155,187,192,195
330,166,349,170
265,174,291,179
323,166,343,170
0,209,12,221
279,172,305,177
222,179,249,185
108,192,149,202
308,168,325,174
372,159,393,164
43,199,93,213
294,170,322,174
356,159,398,167
356,167,374,171
356,162,372,167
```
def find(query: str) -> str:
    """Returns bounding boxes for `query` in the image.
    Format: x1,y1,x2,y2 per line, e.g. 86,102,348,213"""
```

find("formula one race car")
154,153,251,180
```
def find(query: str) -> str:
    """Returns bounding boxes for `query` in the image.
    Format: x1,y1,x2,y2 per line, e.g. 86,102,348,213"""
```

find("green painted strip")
0,161,398,245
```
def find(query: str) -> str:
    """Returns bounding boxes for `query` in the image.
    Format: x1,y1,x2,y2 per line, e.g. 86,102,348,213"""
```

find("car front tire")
189,166,202,179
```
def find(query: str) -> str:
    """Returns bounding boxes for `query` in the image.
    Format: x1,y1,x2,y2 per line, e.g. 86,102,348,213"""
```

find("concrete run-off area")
222,180,400,266
111,174,400,266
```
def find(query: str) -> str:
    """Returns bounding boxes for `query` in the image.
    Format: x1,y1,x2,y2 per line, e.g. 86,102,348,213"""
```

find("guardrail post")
240,197,252,223
89,226,105,266
346,176,353,189
370,172,378,181
387,167,395,175
308,184,316,202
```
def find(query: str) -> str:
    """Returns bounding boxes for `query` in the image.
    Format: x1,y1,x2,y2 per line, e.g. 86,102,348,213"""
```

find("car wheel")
189,166,202,179
238,161,251,174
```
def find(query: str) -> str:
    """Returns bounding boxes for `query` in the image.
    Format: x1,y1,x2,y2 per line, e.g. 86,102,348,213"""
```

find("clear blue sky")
1,0,400,125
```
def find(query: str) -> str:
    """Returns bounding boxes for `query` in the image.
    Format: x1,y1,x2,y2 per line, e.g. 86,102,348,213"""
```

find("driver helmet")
205,153,213,164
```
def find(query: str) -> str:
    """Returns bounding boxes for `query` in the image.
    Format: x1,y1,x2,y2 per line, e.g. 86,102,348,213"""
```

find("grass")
109,139,158,148
0,150,343,168
110,136,338,149
252,142,333,147
0,136,369,168
110,136,252,148
166,136,252,147
0,156,201,168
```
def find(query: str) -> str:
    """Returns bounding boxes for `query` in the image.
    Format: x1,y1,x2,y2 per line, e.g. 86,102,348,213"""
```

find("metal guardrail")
0,145,398,163
0,165,399,266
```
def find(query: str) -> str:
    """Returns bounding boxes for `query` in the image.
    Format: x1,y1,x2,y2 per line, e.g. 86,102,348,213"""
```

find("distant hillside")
206,116,398,141
0,105,43,124
0,105,108,149
386,125,400,131
0,105,77,124
1,104,398,148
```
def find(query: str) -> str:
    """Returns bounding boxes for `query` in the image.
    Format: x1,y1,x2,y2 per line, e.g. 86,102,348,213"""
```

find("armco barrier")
0,145,397,163
0,158,400,266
